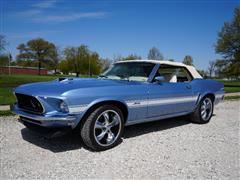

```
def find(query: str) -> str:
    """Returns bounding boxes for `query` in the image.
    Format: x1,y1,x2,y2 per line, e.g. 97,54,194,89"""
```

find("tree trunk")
76,72,79,77
38,60,41,75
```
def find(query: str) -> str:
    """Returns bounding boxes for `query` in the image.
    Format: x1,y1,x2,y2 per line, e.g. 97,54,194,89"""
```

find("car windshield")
100,62,155,82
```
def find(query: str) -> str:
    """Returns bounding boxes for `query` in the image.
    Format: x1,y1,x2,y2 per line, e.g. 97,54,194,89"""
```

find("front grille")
15,93,44,114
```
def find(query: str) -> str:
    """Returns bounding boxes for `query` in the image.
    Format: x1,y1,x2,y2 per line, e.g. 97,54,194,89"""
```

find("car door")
147,65,198,118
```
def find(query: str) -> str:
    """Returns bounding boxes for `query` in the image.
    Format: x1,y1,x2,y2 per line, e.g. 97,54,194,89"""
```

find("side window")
155,67,178,83
155,65,192,83
177,68,192,82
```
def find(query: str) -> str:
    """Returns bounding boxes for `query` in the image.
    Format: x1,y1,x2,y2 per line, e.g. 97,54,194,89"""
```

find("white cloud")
7,30,63,39
32,0,57,9
16,10,42,17
33,12,107,23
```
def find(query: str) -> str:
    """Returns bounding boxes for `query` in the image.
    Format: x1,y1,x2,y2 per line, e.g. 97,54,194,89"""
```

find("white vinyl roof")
116,60,203,79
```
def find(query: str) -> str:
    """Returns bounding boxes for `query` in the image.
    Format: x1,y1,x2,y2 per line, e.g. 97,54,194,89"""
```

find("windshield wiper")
98,75,108,79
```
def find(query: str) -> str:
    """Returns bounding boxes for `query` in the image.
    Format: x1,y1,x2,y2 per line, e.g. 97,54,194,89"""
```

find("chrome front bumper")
214,93,225,105
10,104,77,128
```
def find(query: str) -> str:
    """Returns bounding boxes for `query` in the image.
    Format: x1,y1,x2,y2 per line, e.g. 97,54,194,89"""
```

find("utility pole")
8,52,11,75
88,58,91,77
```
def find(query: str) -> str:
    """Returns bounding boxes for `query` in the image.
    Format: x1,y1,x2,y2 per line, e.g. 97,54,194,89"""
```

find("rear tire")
190,96,214,124
80,105,124,151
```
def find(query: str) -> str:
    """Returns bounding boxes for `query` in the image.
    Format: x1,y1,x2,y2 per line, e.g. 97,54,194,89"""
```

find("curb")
0,105,10,111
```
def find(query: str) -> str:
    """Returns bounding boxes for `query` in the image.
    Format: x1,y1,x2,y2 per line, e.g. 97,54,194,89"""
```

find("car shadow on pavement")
21,116,190,153
21,128,84,153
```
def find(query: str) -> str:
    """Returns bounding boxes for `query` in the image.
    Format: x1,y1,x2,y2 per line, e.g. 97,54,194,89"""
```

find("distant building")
0,66,47,75
47,69,61,75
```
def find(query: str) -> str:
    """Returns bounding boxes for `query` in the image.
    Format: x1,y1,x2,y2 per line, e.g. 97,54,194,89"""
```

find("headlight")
59,101,69,113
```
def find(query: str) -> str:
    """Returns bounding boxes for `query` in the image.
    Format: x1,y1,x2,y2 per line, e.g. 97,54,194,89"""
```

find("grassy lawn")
0,75,239,105
0,88,15,105
216,80,240,93
216,80,240,87
0,74,90,105
224,96,240,100
0,74,65,105
0,110,14,116
224,86,240,93
0,74,65,88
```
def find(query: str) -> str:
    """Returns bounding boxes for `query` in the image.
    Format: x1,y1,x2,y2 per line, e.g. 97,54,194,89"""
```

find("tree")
59,60,70,75
16,59,38,67
0,35,10,67
123,54,141,60
216,7,240,61
64,45,89,77
215,7,240,79
147,47,164,60
0,55,9,66
0,35,8,54
89,52,101,76
64,45,101,77
198,69,208,78
100,58,111,72
183,55,194,66
17,38,56,75
112,54,123,62
49,47,61,73
208,60,216,78
214,59,227,78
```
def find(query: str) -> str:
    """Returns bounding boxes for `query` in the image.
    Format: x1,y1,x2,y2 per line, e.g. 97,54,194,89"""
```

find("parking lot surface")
0,100,239,179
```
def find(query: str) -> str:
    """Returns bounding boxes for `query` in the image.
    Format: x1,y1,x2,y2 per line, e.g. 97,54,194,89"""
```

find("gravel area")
0,100,239,179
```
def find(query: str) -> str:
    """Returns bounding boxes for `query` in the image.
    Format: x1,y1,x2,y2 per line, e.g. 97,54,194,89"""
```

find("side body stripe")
68,96,198,113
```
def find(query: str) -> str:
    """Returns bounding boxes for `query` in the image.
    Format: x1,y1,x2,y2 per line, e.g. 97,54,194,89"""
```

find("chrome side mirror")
154,76,165,83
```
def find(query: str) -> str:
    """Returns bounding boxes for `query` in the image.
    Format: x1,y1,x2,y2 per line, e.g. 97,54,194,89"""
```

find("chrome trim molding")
68,104,88,113
68,96,199,113
126,96,198,108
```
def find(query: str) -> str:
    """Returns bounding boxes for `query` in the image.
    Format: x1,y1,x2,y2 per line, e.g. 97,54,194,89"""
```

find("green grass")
224,95,240,100
0,88,15,105
0,74,91,105
0,74,65,88
0,110,14,116
224,86,240,93
0,74,67,105
0,75,62,105
216,80,240,87
215,79,240,93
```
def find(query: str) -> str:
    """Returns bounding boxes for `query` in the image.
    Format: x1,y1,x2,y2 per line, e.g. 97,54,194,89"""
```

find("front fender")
68,97,128,115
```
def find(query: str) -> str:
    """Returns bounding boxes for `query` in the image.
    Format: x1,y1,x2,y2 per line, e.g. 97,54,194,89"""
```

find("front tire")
80,105,124,151
190,96,214,124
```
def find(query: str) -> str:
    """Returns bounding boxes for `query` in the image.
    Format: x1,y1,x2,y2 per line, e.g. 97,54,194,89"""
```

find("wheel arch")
77,100,129,130
198,93,215,104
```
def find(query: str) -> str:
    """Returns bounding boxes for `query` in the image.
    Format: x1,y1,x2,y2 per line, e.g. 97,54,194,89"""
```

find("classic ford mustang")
11,60,224,150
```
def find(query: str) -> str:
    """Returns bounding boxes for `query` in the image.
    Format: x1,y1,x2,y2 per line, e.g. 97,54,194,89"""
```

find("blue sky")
1,0,239,70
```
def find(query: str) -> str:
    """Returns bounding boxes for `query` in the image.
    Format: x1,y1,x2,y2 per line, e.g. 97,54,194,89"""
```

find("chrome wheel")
200,98,213,121
94,110,122,146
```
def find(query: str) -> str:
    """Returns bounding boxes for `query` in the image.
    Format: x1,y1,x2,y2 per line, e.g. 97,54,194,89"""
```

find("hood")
14,78,138,97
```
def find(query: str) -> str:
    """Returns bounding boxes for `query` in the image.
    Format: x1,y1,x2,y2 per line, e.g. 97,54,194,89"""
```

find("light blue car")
11,60,224,150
